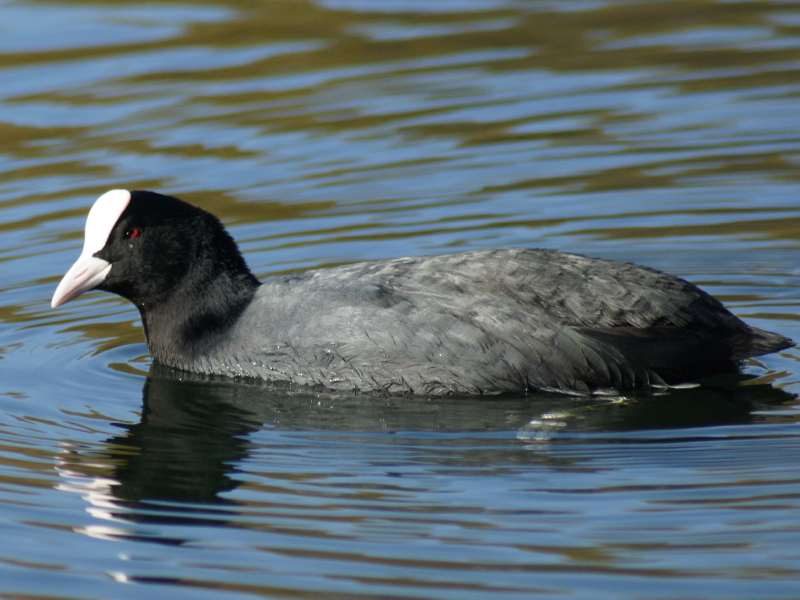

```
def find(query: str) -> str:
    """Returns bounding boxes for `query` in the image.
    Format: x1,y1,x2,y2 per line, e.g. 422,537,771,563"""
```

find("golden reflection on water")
0,0,797,222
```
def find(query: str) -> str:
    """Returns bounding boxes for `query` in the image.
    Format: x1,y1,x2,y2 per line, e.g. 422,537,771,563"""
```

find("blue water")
1,0,800,598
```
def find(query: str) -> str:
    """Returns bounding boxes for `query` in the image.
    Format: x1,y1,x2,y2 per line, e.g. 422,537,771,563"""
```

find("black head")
52,189,258,309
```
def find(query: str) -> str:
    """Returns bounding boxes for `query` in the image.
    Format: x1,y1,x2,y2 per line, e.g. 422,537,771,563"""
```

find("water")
1,0,800,597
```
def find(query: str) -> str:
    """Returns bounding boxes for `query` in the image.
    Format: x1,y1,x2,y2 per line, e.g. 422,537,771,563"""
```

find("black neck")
140,266,260,369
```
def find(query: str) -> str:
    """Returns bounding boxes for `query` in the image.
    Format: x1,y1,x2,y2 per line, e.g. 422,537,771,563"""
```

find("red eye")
126,228,141,239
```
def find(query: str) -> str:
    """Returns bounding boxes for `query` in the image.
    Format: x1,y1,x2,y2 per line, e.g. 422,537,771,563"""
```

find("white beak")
51,253,112,308
50,189,131,308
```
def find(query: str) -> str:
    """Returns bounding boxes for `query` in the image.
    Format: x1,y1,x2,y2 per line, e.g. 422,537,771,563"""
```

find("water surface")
2,0,800,598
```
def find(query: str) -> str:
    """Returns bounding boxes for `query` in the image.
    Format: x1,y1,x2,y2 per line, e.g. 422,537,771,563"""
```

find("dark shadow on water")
56,364,796,540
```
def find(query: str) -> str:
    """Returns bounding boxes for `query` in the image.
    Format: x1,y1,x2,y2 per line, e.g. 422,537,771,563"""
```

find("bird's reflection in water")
55,364,795,540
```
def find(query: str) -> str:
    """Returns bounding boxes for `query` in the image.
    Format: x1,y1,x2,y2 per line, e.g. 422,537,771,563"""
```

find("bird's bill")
51,189,131,309
51,253,111,308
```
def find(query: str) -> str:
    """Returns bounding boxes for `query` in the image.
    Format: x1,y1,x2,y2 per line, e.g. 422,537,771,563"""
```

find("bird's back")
202,249,791,395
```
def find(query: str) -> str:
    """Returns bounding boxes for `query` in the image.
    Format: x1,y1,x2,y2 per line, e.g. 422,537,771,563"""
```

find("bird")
52,189,794,396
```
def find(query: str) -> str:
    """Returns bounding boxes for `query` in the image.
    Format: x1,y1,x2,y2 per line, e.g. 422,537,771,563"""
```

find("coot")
52,190,794,395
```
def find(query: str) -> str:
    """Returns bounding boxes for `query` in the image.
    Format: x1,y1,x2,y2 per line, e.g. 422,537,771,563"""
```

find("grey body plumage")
169,249,791,395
